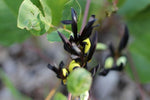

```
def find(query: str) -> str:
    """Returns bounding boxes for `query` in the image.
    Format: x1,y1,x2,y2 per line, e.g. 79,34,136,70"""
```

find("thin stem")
80,0,91,33
127,50,145,100
68,93,72,100
45,81,61,100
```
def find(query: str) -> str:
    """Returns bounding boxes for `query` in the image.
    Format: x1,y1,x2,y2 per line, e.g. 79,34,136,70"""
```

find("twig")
68,93,72,100
45,81,61,100
127,50,145,100
80,0,91,33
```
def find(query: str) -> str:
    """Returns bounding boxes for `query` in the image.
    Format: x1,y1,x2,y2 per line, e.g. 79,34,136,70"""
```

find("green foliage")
53,92,67,100
127,8,150,83
118,0,150,83
47,28,71,42
3,0,24,15
0,0,30,46
46,0,67,25
118,0,150,18
0,68,31,100
1,0,150,85
17,0,52,36
67,68,92,96
62,0,81,21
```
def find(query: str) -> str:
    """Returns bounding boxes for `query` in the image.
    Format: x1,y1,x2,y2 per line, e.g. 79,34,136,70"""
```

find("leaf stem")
80,0,91,33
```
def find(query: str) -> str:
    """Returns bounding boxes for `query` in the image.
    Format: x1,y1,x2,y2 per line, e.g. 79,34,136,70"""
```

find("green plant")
0,0,150,99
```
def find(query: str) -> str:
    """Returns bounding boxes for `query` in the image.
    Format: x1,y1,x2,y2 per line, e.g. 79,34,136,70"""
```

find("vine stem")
68,93,72,100
127,50,145,100
80,0,91,33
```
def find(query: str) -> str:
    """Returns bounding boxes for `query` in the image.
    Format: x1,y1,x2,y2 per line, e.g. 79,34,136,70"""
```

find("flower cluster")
47,8,129,85
99,25,129,76
47,8,99,85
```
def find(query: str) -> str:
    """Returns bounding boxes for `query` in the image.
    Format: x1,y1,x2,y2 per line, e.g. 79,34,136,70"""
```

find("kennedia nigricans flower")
47,7,129,85
47,8,99,85
58,8,98,67
98,25,129,76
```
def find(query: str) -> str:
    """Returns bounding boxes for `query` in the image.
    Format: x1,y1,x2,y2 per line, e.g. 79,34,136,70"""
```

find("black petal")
111,63,124,71
47,64,58,74
57,31,72,52
72,42,81,55
118,25,129,52
108,43,115,57
59,61,64,69
58,31,81,55
71,8,78,40
61,20,72,24
80,15,96,40
87,31,98,61
98,69,109,76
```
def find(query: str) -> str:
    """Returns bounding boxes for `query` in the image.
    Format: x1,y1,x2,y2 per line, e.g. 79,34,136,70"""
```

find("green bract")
104,57,114,69
117,56,127,66
96,43,108,50
67,68,92,96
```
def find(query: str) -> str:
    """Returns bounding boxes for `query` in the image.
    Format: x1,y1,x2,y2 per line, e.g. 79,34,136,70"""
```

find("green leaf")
0,0,30,46
39,0,51,25
126,7,150,83
46,0,67,25
47,28,71,42
118,0,150,18
17,0,52,36
62,0,81,21
3,0,24,15
67,68,92,96
53,92,67,100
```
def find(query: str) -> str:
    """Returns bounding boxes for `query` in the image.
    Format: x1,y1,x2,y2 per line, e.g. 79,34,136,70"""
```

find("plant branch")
80,0,91,33
127,50,145,100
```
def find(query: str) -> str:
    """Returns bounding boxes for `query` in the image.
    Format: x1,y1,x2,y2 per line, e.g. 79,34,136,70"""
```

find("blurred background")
0,0,150,100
